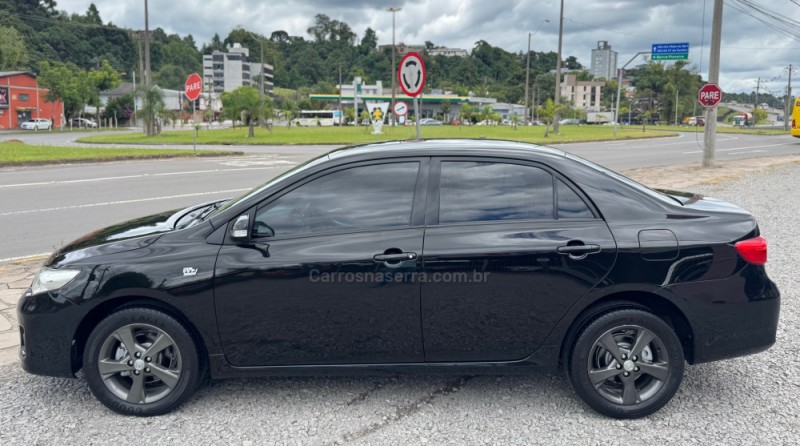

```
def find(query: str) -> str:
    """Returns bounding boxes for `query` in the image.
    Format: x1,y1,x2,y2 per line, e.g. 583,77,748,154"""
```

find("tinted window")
254,162,419,238
439,161,553,223
557,179,594,218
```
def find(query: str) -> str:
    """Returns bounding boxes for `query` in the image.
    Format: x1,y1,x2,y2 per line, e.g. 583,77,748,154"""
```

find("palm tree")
140,85,165,136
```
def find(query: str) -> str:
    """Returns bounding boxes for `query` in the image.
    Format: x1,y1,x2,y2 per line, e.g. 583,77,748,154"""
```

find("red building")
0,71,64,130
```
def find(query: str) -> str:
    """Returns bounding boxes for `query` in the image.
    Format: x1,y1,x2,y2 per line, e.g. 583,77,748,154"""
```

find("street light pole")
614,51,650,139
525,19,549,124
387,7,401,126
553,0,564,133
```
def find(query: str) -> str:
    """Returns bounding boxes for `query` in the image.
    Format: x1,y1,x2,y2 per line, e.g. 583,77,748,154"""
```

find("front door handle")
373,252,417,262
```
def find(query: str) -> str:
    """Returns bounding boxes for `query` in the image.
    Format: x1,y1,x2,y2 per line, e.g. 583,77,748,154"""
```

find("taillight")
793,119,796,129
735,236,767,265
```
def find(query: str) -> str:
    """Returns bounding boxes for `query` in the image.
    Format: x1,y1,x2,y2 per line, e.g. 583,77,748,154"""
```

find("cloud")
55,0,800,93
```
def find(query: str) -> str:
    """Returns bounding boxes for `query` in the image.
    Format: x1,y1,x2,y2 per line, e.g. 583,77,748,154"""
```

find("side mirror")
231,214,250,240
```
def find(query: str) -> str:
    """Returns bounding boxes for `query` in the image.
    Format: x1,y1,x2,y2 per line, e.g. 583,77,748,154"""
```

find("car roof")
326,139,567,161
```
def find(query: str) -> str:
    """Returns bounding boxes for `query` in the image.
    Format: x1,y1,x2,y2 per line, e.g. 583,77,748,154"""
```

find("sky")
56,0,800,95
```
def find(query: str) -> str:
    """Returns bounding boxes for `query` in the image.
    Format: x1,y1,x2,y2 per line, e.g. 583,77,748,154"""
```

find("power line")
726,0,800,41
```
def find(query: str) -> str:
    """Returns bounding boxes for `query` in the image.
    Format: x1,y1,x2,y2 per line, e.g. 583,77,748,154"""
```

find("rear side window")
438,161,554,223
254,162,419,238
557,179,594,218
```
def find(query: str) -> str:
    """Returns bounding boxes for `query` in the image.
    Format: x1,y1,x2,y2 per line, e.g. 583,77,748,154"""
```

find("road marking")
726,150,767,155
0,164,296,189
0,253,50,264
682,141,796,154
0,189,250,217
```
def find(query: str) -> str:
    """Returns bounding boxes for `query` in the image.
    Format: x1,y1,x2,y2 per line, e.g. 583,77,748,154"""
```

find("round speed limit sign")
393,102,408,117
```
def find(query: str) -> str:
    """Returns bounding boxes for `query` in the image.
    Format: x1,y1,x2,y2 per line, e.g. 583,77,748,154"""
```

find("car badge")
182,267,198,277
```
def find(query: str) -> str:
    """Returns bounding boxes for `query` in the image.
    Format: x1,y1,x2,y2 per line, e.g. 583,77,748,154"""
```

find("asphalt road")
1,130,799,260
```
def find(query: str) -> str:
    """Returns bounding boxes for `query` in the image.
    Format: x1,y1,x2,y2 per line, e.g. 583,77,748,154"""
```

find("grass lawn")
77,124,679,146
0,141,240,166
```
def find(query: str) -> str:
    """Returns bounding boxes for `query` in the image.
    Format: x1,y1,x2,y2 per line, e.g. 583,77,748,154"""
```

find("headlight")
30,268,81,295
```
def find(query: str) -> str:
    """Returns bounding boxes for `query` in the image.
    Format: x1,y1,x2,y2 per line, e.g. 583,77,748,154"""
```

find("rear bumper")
16,290,80,378
674,265,780,364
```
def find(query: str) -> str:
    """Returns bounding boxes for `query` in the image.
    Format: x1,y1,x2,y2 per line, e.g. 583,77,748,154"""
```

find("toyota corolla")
17,139,779,418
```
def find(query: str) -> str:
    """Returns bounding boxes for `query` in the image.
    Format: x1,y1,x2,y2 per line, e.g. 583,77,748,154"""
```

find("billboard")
0,86,8,109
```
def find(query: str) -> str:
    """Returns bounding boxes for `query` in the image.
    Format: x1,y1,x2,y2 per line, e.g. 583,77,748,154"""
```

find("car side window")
253,162,419,238
438,161,554,223
557,179,594,218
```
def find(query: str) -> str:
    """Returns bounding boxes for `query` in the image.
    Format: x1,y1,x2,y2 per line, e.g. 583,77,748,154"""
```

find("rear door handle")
373,252,417,262
557,244,601,255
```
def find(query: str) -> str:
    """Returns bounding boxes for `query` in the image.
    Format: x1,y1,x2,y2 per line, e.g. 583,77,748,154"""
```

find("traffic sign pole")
398,52,426,141
415,95,421,140
184,73,202,153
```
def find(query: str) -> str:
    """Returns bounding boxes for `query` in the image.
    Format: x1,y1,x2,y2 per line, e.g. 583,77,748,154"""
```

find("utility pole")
259,38,265,127
675,88,679,125
785,65,793,131
703,0,723,168
754,77,761,121
387,7,401,126
525,20,549,124
525,32,531,123
338,64,343,126
143,0,152,135
553,0,564,133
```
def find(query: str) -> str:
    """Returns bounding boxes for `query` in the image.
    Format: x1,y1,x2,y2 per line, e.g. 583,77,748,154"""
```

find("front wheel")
568,309,684,418
83,307,202,416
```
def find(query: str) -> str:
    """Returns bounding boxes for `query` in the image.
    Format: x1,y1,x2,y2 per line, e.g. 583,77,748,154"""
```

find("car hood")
45,200,224,267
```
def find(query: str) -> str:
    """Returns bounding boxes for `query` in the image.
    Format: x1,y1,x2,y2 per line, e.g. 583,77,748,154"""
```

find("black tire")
83,307,202,416
568,309,684,418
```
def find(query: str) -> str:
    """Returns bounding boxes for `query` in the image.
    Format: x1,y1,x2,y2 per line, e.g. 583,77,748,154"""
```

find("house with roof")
0,71,64,129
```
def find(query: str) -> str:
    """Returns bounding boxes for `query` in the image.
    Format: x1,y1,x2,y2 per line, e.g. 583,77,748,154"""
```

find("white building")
560,74,604,112
427,48,468,57
590,41,618,80
203,43,274,94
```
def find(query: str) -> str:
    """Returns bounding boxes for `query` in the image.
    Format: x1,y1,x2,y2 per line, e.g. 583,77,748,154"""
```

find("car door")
214,159,428,366
421,158,617,362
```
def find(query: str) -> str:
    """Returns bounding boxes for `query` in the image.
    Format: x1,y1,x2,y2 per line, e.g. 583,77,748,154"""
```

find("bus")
792,97,800,138
293,110,339,127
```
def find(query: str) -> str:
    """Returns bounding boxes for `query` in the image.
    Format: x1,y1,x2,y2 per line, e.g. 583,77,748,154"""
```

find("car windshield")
206,153,331,219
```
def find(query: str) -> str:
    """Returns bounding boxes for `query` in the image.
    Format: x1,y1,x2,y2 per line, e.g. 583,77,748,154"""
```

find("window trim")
428,156,599,228
248,157,429,241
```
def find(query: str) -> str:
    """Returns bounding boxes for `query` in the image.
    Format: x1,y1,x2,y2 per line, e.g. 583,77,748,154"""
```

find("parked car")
19,118,52,130
559,118,581,125
71,117,97,128
419,118,443,126
18,140,779,419
683,116,705,126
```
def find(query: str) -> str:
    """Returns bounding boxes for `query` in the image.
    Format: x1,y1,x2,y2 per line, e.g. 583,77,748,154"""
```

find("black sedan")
17,139,779,418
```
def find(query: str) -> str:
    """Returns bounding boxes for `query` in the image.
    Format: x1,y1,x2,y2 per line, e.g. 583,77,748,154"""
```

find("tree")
140,85,165,136
509,112,521,129
221,85,273,137
537,99,567,137
37,61,93,123
0,27,29,70
359,28,378,54
104,94,134,125
440,99,452,121
459,103,475,124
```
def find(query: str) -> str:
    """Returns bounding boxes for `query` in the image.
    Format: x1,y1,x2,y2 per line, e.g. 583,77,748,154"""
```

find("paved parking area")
0,260,38,365
0,164,798,444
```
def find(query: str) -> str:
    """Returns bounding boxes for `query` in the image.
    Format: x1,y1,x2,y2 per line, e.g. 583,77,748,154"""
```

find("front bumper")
16,290,81,378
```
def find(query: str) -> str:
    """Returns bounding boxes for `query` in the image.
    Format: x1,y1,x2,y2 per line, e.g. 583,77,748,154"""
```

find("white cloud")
55,0,800,93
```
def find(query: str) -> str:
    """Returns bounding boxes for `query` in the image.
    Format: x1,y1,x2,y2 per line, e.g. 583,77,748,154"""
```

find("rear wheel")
568,309,684,418
83,307,201,416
